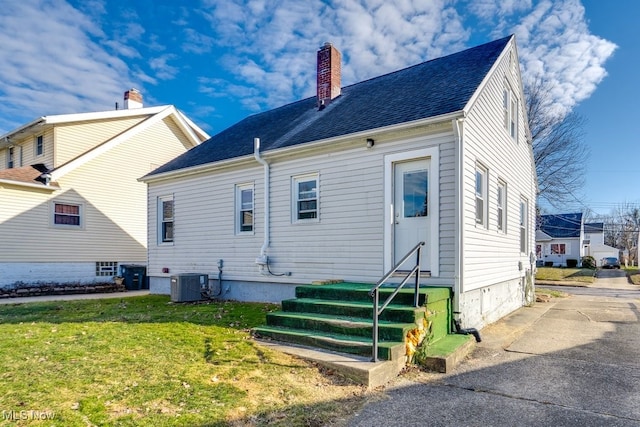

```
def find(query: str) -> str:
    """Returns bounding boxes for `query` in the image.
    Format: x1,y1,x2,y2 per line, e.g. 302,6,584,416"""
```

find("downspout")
452,117,481,342
253,138,270,268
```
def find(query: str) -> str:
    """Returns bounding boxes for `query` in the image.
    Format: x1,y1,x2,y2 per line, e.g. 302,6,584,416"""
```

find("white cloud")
0,0,141,132
197,0,469,111
514,0,616,115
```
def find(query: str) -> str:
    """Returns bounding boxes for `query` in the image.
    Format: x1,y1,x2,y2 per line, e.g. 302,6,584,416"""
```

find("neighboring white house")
536,213,585,267
583,222,619,266
141,36,537,329
0,90,209,287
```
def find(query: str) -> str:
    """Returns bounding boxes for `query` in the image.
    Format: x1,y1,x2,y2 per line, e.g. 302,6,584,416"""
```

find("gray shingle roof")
538,213,583,239
149,36,511,176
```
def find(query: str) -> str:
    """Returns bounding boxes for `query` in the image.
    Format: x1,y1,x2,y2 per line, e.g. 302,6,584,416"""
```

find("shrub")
581,256,596,269
566,259,578,268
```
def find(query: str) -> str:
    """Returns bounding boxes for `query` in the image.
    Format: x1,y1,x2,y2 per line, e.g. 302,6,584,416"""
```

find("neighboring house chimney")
317,42,341,108
123,88,143,109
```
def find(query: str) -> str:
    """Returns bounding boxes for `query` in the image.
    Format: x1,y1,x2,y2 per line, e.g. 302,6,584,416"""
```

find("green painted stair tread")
265,311,415,340
282,298,425,322
296,282,450,305
424,334,474,357
253,325,405,360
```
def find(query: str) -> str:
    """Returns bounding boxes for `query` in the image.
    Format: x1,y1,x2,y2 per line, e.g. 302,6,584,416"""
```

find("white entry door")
393,158,431,271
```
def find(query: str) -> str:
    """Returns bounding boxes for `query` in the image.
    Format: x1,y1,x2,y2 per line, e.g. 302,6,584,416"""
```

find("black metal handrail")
369,241,425,362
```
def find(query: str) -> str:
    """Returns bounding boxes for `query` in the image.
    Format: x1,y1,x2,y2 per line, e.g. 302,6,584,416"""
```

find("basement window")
96,262,118,277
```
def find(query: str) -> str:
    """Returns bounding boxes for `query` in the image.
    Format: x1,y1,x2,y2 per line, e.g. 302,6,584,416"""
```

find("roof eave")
141,110,465,183
0,178,59,191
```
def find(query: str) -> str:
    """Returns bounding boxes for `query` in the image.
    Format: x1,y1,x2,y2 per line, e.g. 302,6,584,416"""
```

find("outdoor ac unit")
170,274,208,302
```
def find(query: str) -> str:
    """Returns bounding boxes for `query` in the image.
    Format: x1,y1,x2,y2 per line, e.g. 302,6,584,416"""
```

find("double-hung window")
503,85,518,140
475,165,487,227
293,173,318,221
497,180,506,232
158,195,174,243
520,198,528,253
53,202,82,227
7,147,15,168
35,135,44,157
236,184,254,233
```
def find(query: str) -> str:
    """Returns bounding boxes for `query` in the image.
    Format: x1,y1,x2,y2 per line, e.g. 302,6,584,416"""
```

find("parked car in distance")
601,257,620,269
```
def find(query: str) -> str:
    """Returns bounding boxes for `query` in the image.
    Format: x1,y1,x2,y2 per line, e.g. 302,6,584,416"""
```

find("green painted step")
295,283,451,306
281,298,426,323
265,311,414,341
253,325,405,361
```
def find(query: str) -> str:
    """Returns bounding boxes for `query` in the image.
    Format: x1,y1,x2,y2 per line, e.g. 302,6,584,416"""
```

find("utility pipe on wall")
253,138,270,266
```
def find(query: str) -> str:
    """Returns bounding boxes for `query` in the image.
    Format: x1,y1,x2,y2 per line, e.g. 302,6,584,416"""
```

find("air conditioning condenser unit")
170,274,208,302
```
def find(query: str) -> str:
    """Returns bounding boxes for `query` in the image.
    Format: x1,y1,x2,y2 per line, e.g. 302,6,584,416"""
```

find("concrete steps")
253,282,472,388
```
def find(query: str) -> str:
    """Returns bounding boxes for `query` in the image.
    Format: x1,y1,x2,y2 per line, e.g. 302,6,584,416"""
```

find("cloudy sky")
0,0,633,214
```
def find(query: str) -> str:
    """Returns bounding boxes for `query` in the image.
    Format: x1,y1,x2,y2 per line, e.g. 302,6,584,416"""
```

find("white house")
0,90,209,288
141,36,537,329
583,222,619,266
535,213,584,267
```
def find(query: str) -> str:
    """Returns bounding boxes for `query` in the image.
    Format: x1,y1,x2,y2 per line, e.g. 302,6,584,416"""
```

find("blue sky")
0,0,633,215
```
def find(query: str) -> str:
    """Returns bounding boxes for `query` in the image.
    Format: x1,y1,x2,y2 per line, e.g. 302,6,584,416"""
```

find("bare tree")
594,203,640,266
524,76,590,209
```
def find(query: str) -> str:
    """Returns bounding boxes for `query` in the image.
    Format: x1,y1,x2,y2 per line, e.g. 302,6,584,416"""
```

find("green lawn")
0,295,368,426
535,267,596,283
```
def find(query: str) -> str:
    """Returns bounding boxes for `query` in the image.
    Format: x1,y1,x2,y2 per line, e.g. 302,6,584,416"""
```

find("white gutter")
452,118,465,320
253,138,270,265
0,179,59,191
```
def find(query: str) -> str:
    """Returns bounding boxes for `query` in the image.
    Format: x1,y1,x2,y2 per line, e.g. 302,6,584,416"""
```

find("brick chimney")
317,42,341,108
123,88,143,109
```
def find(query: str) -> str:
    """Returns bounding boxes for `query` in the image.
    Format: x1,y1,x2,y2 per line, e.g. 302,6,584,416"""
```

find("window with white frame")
7,146,15,168
35,135,44,157
551,243,567,254
497,180,506,232
53,202,82,227
520,198,528,253
293,173,318,221
503,84,518,140
475,164,487,227
236,184,254,233
158,195,174,243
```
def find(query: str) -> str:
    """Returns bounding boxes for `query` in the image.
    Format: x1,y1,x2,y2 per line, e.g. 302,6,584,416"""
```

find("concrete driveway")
348,275,640,426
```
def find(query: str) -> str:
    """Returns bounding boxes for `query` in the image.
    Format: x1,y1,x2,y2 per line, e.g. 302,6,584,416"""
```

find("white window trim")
504,82,518,141
158,195,174,245
236,183,254,234
520,197,528,254
35,135,44,157
51,201,84,229
497,179,506,233
475,164,487,228
292,173,319,223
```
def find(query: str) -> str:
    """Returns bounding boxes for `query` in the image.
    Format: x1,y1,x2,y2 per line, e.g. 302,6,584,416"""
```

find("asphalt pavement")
348,271,640,427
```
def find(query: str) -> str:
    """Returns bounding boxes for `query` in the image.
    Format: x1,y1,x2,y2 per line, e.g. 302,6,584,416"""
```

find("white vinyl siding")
0,115,197,264
147,128,457,284
460,42,536,292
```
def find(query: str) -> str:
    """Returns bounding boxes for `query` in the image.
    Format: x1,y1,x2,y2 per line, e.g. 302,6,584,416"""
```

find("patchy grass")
535,287,569,298
0,295,370,426
624,268,640,285
535,267,596,284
